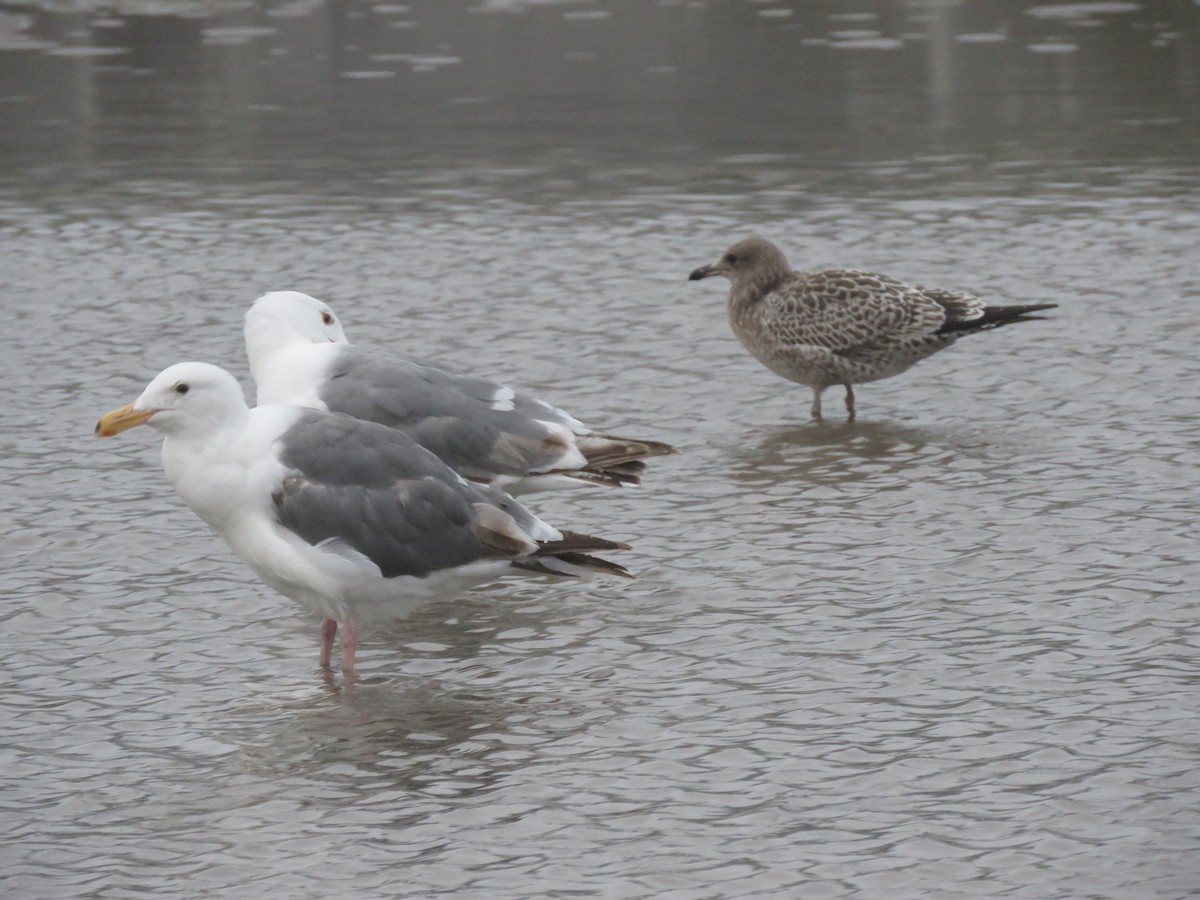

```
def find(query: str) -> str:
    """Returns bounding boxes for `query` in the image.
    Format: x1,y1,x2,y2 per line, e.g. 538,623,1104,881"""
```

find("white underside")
161,404,512,626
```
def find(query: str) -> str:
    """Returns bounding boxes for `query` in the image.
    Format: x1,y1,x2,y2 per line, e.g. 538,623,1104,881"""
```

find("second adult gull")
245,291,676,494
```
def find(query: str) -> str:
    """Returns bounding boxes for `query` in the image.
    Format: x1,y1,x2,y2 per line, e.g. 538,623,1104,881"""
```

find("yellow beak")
95,403,159,437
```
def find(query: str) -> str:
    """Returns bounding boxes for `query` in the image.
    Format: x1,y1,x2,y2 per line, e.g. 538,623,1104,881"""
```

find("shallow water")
3,1,1200,897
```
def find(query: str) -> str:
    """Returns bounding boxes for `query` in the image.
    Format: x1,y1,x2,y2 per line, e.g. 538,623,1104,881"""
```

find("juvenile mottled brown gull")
689,237,1057,420
95,362,630,675
245,291,676,494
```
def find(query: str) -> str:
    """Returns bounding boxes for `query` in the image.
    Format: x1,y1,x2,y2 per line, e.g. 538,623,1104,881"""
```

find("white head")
244,291,349,369
96,362,249,439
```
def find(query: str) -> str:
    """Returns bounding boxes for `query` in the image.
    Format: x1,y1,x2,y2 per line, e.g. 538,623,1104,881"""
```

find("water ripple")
4,2,1200,896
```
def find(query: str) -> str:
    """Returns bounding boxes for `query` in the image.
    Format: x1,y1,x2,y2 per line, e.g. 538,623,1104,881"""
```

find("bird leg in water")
844,384,856,421
319,617,338,669
340,607,359,674
811,387,824,420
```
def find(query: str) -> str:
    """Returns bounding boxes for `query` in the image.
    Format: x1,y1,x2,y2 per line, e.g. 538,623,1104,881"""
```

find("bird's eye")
725,253,739,265
175,383,189,395
321,312,334,326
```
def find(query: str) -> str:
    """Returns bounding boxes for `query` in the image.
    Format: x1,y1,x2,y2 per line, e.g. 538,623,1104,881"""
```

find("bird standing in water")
96,362,631,676
244,291,676,493
689,237,1057,420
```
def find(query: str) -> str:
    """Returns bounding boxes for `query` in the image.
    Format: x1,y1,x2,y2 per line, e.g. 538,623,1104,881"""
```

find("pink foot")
319,617,338,669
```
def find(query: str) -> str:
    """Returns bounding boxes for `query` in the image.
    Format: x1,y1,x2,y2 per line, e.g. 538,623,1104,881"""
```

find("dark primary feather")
474,508,633,579
935,302,1058,335
579,434,677,470
513,551,632,579
536,530,629,554
516,531,632,579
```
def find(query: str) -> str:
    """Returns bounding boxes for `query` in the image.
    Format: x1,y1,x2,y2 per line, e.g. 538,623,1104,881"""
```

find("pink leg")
319,617,337,669
340,607,359,675
811,387,824,420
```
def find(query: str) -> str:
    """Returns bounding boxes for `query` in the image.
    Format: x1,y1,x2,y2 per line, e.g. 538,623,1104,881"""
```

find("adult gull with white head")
244,291,676,494
96,362,630,675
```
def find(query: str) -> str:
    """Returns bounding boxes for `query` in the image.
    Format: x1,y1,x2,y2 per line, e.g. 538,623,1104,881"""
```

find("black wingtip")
543,531,631,553
939,302,1059,335
552,551,634,579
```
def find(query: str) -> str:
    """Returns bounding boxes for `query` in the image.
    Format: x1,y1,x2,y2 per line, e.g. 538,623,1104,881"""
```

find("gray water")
3,1,1200,897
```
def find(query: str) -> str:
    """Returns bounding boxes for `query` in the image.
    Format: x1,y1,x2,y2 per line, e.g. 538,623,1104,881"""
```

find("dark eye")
321,312,334,326
725,253,738,265
175,383,189,395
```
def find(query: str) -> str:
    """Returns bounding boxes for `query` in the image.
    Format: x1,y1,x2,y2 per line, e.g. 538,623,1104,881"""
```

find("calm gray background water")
3,1,1199,897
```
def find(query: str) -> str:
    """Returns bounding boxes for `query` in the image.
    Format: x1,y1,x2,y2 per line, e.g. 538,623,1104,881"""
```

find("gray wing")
403,352,579,427
272,411,488,578
763,269,950,353
271,411,630,579
319,347,579,482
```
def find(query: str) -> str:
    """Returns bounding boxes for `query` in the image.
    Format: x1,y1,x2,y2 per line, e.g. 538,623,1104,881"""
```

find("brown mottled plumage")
689,237,1057,420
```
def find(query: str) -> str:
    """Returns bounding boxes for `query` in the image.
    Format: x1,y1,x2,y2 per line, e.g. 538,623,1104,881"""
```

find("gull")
96,362,630,675
689,237,1057,419
245,291,676,493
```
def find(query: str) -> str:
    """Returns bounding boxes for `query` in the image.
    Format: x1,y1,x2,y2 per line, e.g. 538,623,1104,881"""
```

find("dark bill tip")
688,266,714,281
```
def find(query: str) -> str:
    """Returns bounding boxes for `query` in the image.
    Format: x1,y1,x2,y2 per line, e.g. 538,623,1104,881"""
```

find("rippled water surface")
3,1,1200,897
